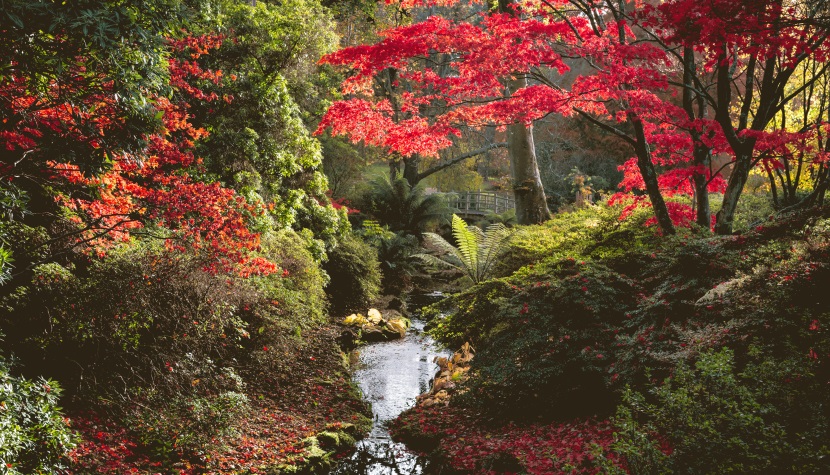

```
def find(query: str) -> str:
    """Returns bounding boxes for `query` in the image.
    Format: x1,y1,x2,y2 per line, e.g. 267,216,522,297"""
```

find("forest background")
2,0,830,473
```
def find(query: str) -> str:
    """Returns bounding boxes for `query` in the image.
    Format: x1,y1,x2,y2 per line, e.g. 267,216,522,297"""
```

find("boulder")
696,276,749,307
344,307,410,342
343,313,368,326
361,325,388,342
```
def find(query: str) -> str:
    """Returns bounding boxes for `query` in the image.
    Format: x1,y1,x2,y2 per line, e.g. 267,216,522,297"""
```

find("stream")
331,292,451,474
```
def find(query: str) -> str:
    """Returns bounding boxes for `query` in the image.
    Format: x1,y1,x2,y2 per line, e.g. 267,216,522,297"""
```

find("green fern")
415,214,513,284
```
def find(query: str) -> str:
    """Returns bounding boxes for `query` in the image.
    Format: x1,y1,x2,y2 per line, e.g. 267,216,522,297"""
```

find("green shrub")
373,232,419,295
359,175,449,236
427,206,830,424
432,259,640,419
612,348,830,474
127,369,249,464
492,203,659,278
323,232,381,316
729,192,776,232
358,220,418,294
0,357,76,474
256,229,329,326
1,228,331,458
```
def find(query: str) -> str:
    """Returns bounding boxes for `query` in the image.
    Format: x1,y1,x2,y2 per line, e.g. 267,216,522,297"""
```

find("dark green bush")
357,220,418,294
0,357,76,474
359,175,449,236
126,363,249,465
0,228,330,460
433,259,640,419
374,232,419,295
612,348,830,474
323,232,381,316
428,206,830,427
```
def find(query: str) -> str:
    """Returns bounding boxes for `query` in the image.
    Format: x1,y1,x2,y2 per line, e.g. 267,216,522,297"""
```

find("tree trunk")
402,155,421,187
629,113,675,234
389,160,400,181
693,146,711,228
507,82,551,225
499,0,551,225
714,154,753,234
682,45,711,229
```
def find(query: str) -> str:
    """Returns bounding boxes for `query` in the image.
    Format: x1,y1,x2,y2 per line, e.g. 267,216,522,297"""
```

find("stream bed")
331,292,451,474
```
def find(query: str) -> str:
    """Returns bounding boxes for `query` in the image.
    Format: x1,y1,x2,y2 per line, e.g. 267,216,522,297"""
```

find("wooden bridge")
446,191,516,216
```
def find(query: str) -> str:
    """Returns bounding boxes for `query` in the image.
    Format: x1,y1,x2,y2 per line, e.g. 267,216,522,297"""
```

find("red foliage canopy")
1,35,277,276
318,0,830,230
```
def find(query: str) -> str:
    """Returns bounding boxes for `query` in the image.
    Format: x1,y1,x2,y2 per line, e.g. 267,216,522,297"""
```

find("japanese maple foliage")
1,34,277,276
319,0,830,232
638,0,830,232
315,0,712,232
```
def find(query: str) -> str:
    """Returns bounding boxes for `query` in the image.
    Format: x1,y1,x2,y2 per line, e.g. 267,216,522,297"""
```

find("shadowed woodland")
2,0,830,474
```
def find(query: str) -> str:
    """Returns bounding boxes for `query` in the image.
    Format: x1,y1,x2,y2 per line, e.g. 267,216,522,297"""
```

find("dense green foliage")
425,203,830,470
358,221,420,295
323,232,382,316
0,227,333,464
611,348,830,474
358,175,449,236
0,356,75,475
191,0,348,247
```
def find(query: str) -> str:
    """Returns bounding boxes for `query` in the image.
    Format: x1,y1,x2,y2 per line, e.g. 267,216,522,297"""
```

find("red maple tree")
318,0,830,233
1,34,277,276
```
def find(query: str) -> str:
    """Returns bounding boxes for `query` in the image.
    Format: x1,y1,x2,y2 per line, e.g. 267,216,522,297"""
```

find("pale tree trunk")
506,103,552,224
500,0,551,225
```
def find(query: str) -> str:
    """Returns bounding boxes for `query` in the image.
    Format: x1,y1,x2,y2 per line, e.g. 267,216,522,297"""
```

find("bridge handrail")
446,191,515,215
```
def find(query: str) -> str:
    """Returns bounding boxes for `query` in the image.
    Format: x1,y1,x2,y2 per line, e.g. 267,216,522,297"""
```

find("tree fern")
364,175,449,236
415,214,513,284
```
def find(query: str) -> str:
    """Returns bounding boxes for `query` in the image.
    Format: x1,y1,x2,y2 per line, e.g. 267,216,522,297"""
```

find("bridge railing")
446,191,515,215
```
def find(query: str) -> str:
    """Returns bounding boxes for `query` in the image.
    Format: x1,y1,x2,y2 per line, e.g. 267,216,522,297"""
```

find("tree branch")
573,108,637,147
416,142,508,182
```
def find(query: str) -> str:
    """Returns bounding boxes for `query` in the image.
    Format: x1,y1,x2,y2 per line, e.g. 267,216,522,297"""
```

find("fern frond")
422,232,461,258
452,214,479,279
417,214,512,285
413,253,464,274
478,224,514,280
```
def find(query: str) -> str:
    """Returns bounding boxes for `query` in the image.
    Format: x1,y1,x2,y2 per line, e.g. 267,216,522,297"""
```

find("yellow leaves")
343,313,367,325
343,308,382,325
367,308,382,324
385,317,408,335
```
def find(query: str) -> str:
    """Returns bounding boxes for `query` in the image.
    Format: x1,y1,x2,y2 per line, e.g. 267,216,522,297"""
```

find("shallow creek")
331,292,451,474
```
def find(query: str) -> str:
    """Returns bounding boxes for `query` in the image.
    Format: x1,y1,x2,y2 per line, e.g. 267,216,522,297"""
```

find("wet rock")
336,329,358,351
417,342,475,407
343,308,411,342
384,317,409,338
367,308,383,324
361,325,388,342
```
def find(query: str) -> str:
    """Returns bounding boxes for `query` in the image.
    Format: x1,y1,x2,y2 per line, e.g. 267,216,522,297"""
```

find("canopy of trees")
318,0,830,232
